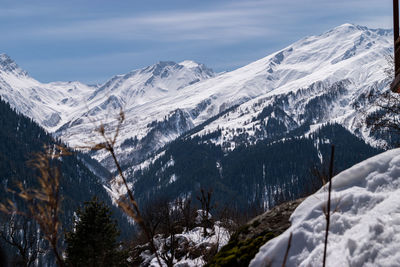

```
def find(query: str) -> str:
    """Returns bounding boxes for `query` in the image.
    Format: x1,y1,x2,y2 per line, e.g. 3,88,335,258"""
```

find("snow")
179,60,201,69
0,23,394,172
250,148,400,267
187,25,392,148
147,222,230,267
168,174,177,184
0,58,214,140
134,209,230,267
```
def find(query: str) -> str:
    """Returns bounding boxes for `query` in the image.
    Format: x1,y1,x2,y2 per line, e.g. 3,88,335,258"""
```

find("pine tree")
65,198,128,267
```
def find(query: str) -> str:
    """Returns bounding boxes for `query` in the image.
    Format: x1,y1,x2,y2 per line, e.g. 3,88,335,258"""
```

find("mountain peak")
328,23,365,34
179,60,215,77
0,53,9,60
329,23,391,36
179,60,200,68
337,23,357,28
0,53,28,76
154,61,177,68
138,61,176,75
137,60,214,78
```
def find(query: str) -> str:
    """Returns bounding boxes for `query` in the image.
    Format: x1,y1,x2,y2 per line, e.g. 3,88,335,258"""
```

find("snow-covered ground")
146,223,230,267
250,148,400,267
135,210,230,267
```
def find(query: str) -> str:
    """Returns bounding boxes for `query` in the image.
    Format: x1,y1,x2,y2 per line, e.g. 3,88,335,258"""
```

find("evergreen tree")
65,198,128,267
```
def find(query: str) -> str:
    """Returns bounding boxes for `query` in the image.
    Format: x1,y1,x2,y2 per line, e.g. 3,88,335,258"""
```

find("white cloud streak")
30,7,275,43
0,0,392,82
3,0,389,44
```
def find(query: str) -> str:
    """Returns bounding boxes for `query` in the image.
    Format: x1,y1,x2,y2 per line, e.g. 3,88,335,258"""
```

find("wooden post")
391,0,400,93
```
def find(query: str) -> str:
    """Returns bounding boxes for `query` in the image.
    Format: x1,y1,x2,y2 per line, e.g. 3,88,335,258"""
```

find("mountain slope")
0,54,98,131
0,54,217,166
130,123,382,209
0,23,394,173
0,97,132,245
64,23,392,168
0,55,214,133
116,23,393,176
188,24,392,148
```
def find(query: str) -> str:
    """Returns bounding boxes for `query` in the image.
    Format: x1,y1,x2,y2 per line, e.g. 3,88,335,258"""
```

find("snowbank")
145,223,230,267
250,148,400,267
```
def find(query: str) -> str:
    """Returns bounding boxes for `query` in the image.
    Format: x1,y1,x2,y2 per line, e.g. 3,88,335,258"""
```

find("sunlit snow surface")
250,148,400,267
0,24,394,169
144,222,230,267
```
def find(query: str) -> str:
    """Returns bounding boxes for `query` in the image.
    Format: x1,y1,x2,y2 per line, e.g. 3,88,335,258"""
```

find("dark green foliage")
121,135,138,148
132,123,382,211
65,199,128,267
0,98,133,264
0,97,132,232
134,137,224,205
310,124,383,173
364,91,400,148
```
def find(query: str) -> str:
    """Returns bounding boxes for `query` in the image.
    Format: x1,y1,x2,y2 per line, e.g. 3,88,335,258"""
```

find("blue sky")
0,0,392,83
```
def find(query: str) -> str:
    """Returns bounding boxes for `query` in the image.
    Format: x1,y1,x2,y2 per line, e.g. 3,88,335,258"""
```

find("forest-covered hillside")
0,98,133,264
132,123,382,210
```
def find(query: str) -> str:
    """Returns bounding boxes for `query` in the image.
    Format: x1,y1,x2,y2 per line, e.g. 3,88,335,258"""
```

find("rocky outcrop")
207,198,304,267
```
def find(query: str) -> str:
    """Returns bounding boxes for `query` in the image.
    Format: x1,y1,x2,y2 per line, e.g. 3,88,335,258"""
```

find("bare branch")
87,109,163,266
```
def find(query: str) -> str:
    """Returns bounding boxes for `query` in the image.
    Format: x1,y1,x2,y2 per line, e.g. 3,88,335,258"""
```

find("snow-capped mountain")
88,60,214,107
0,55,214,131
114,23,391,170
0,53,98,130
0,56,215,165
1,24,396,266
0,23,393,170
187,24,392,149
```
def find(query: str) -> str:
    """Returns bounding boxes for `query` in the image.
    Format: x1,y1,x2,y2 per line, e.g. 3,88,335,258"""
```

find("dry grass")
0,145,69,267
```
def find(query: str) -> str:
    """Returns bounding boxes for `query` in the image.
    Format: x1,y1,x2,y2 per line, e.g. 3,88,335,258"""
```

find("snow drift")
250,148,400,267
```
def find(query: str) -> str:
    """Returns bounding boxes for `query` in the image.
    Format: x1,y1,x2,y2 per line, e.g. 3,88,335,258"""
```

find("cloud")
4,2,277,44
6,0,389,45
0,5,52,18
1,0,393,83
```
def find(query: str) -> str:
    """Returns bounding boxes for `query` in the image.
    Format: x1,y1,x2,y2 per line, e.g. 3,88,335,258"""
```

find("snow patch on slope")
146,221,230,267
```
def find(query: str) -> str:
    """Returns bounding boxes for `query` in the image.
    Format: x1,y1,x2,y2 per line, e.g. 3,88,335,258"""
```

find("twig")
89,110,163,267
281,232,293,267
323,145,335,267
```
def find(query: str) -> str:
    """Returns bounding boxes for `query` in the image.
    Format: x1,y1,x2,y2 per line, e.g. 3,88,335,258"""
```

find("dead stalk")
0,145,69,267
322,145,335,267
281,232,293,267
88,110,163,266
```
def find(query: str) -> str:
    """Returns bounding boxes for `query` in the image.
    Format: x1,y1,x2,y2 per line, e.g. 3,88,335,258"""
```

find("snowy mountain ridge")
171,24,392,156
0,23,393,169
0,54,28,76
0,56,214,131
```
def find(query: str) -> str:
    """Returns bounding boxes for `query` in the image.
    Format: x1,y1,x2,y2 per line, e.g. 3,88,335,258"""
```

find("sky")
0,0,393,84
